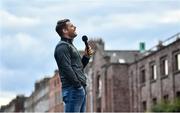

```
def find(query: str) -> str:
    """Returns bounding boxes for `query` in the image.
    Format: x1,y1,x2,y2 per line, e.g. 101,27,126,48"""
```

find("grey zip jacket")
54,37,90,88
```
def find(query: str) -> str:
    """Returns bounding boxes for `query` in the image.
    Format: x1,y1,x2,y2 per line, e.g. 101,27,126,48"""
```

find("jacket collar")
61,37,73,44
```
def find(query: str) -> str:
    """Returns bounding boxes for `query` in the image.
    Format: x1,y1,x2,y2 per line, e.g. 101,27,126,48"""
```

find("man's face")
64,21,77,38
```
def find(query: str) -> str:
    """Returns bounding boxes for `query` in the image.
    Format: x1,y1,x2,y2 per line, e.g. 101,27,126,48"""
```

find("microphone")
82,35,89,50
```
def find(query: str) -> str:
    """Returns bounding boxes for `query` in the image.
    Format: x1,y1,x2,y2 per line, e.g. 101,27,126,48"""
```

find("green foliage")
151,98,180,112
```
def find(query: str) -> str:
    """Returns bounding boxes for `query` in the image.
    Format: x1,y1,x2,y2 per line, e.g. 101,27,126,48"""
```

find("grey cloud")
0,33,54,70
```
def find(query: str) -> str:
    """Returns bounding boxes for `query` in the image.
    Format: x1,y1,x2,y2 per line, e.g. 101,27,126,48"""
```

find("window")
150,62,157,80
59,91,62,102
140,67,146,84
163,95,169,104
142,101,147,112
173,50,180,72
175,53,180,71
54,80,56,87
118,59,125,63
57,78,59,85
55,92,60,104
131,71,133,76
152,98,157,105
97,75,102,98
96,75,102,112
176,91,180,99
160,56,169,76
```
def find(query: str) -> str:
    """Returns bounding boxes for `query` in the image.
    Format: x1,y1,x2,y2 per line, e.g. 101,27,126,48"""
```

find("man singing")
54,19,93,112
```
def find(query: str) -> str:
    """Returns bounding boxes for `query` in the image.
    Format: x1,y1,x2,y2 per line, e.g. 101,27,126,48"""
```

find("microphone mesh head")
82,35,88,42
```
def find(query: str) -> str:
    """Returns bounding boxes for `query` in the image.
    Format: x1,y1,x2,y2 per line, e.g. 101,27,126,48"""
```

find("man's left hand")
84,46,94,57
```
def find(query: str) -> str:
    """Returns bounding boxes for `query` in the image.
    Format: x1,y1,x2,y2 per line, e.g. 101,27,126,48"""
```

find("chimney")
35,82,40,90
54,69,59,74
104,55,110,64
139,42,146,53
157,40,164,50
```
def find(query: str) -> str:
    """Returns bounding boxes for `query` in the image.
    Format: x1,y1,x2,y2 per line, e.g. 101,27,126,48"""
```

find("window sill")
140,83,146,87
161,75,168,80
173,70,180,75
150,79,156,84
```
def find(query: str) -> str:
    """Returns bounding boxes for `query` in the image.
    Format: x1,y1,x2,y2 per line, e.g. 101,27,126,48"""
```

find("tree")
151,98,180,112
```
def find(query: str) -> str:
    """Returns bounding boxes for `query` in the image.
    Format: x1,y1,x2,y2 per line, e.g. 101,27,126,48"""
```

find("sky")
0,0,180,106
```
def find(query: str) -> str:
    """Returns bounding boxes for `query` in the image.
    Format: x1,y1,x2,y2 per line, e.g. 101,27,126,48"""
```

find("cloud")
0,66,50,93
0,10,40,28
1,0,180,107
0,32,56,103
84,9,180,31
0,33,50,69
73,9,180,43
160,10,180,23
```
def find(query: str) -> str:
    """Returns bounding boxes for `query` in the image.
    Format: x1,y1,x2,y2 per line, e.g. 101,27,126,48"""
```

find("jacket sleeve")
55,44,81,88
81,55,90,68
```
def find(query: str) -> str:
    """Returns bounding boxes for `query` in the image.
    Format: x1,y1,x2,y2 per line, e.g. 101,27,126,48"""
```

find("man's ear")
62,28,67,34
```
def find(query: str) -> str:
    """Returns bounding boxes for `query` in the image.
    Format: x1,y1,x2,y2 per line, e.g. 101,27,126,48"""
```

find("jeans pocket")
63,95,68,103
62,89,69,103
76,86,83,90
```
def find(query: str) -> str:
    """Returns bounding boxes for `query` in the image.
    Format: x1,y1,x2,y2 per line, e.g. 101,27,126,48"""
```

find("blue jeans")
62,86,86,112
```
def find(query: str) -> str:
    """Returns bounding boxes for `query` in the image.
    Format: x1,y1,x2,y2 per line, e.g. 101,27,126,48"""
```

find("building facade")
0,95,26,112
49,70,64,112
85,34,180,112
24,77,50,112
85,39,142,112
129,35,180,112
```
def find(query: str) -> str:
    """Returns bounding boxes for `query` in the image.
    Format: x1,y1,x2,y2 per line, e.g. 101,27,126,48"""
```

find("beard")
70,32,77,38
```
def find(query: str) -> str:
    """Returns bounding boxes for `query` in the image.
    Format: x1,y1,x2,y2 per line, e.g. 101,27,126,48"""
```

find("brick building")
48,70,64,112
24,77,50,112
0,95,27,112
85,39,142,112
23,72,64,112
129,34,180,112
85,33,180,112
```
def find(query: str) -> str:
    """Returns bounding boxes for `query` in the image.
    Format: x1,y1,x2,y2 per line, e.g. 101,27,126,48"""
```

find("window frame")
160,55,169,78
140,66,146,85
149,61,157,82
172,49,180,74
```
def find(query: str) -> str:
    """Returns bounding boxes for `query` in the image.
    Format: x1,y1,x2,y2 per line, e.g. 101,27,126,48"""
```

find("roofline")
105,50,140,52
130,38,180,65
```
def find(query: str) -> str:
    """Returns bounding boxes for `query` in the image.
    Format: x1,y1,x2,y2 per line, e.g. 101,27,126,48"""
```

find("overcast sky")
0,0,180,106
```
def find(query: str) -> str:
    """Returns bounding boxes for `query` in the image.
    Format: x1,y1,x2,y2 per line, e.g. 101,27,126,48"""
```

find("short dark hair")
55,19,70,37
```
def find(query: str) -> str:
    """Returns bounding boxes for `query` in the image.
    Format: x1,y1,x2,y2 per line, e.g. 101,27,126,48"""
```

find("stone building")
129,34,180,112
48,70,64,112
85,39,142,112
0,95,27,112
85,33,180,112
24,77,50,112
